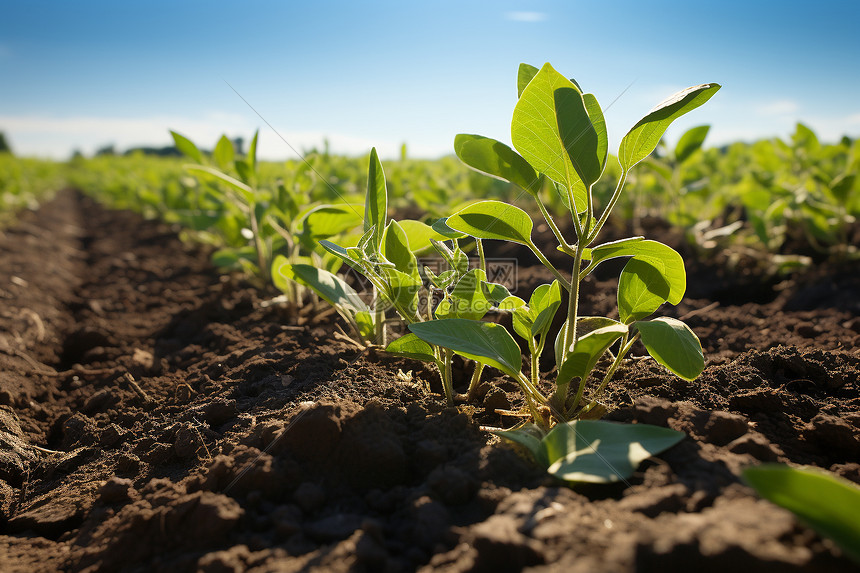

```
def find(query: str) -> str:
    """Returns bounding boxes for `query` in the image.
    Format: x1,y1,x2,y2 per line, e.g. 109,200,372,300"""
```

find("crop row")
1,64,858,562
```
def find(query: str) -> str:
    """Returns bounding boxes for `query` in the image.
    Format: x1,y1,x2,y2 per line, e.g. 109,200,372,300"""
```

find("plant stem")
476,238,486,273
527,240,571,291
443,348,454,406
466,362,485,402
248,201,269,283
536,196,575,255
588,169,629,244
582,333,640,412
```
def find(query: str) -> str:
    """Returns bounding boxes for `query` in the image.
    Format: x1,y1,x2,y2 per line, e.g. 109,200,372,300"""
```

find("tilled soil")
0,190,858,572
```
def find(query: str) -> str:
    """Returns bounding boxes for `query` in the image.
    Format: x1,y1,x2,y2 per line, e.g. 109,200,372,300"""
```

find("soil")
1,190,858,572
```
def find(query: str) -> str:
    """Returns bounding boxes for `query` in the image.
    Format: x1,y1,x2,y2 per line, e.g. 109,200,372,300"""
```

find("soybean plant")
408,63,719,427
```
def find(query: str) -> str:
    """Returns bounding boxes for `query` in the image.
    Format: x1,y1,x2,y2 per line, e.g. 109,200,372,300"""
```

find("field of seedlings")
1,65,859,572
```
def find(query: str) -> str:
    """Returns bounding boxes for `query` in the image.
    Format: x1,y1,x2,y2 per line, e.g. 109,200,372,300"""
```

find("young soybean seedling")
408,63,719,427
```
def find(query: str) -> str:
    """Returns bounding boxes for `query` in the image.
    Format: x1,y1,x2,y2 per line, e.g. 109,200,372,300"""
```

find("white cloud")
505,11,547,22
0,113,448,160
755,99,800,116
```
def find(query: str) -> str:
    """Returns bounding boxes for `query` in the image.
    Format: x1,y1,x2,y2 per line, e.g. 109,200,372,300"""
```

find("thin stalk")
248,201,269,283
466,362,485,402
527,240,571,291
593,333,638,399
561,246,585,355
442,348,454,406
588,169,629,244
536,196,575,255
476,238,486,273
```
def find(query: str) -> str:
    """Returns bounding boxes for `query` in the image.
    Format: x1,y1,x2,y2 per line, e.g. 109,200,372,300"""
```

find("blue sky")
2,0,859,160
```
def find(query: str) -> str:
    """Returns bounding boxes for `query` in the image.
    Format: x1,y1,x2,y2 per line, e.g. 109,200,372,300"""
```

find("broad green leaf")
511,63,591,204
482,281,514,305
436,269,490,321
743,465,860,564
211,246,256,270
542,420,685,483
213,135,235,170
557,324,628,386
618,258,671,324
498,295,526,311
278,262,369,314
170,130,203,163
430,217,466,240
493,422,548,467
380,267,422,319
792,122,820,152
587,239,686,304
454,134,541,195
398,219,449,254
619,83,721,171
365,148,388,249
829,172,855,205
517,63,539,98
555,86,602,187
447,200,533,245
674,125,710,164
301,204,363,240
636,317,704,381
385,333,437,363
529,280,562,339
583,93,608,175
382,220,417,276
408,319,523,379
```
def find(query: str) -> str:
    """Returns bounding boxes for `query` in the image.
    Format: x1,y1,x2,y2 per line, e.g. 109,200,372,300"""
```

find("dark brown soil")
1,190,858,572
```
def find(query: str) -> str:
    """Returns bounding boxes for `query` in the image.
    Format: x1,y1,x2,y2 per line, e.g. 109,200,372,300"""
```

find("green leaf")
557,324,628,386
493,422,548,466
365,148,388,249
512,63,595,201
170,130,203,163
385,333,437,363
587,239,686,305
382,220,418,276
436,269,491,321
301,204,364,241
408,319,523,379
619,83,721,171
829,172,855,205
397,219,449,254
618,258,671,324
447,200,533,245
541,420,685,483
529,281,562,339
185,165,255,204
482,281,514,305
213,135,235,170
636,317,704,381
380,267,422,319
743,465,860,564
430,217,466,239
583,93,609,176
674,125,710,164
454,134,541,195
278,262,369,314
246,130,259,173
517,63,539,98
555,86,602,188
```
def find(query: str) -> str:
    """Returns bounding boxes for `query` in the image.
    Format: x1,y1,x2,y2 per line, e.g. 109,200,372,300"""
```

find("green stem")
442,349,454,406
476,238,486,273
527,240,571,291
536,196,575,255
466,362,485,402
248,201,269,283
588,169,629,244
583,333,640,412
